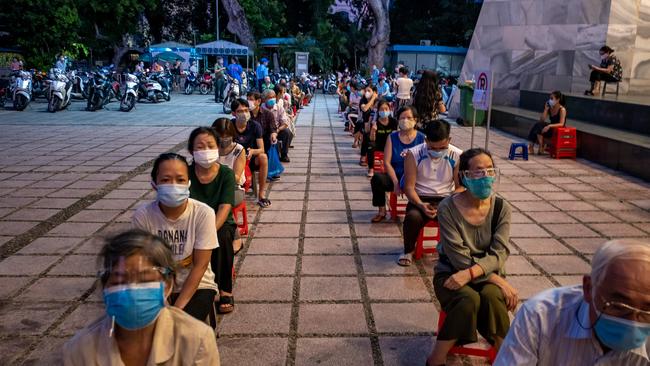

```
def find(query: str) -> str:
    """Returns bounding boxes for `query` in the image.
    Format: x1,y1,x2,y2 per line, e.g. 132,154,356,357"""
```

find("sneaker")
269,175,281,182
280,156,290,163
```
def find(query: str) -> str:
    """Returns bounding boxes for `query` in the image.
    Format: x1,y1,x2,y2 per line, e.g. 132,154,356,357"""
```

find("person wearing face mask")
365,100,397,177
347,82,363,142
586,45,623,96
186,127,238,314
263,87,294,163
358,85,379,161
229,98,272,208
131,153,219,322
394,66,413,113
495,239,650,366
426,148,514,366
399,120,463,266
371,64,380,86
527,90,567,155
369,106,425,223
62,230,220,365
377,77,393,102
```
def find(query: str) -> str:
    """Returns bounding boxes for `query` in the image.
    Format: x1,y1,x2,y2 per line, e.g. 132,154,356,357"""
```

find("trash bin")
459,84,486,126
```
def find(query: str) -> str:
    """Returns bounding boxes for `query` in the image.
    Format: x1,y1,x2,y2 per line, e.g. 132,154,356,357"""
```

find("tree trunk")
367,0,390,70
220,0,256,49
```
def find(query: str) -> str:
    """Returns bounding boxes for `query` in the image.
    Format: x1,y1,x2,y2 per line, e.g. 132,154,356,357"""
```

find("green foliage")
200,33,217,43
278,33,326,72
239,0,287,39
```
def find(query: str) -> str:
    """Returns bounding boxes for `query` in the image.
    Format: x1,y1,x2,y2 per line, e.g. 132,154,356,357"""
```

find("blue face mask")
462,176,495,200
594,312,650,351
266,99,276,108
378,110,391,119
103,282,165,330
428,149,446,159
155,183,190,208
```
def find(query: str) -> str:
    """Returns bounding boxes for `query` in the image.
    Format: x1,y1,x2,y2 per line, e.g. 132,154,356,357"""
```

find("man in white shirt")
495,239,650,365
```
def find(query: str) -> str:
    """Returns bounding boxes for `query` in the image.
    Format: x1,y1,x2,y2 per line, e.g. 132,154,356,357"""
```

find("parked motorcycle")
0,79,8,108
222,75,241,114
184,71,200,95
120,73,139,112
11,70,32,111
70,70,90,99
149,72,171,102
86,68,112,111
32,70,49,99
323,73,337,94
199,72,213,95
47,70,73,112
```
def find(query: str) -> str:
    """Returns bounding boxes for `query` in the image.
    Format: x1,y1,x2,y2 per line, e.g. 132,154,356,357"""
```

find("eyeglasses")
461,168,497,179
600,295,650,323
98,266,172,285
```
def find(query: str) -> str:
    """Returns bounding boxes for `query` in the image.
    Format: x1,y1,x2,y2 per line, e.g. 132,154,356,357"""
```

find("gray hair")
98,229,176,286
591,239,650,294
262,89,276,100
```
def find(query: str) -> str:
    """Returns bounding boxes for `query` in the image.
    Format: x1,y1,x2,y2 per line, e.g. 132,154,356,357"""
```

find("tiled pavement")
0,93,649,365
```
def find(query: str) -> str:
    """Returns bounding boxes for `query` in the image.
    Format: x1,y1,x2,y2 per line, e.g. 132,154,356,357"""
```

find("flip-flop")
218,296,235,314
371,214,386,223
397,253,413,267
257,198,271,208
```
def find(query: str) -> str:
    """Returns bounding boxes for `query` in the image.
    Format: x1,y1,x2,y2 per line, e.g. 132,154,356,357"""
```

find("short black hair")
600,45,614,54
396,105,418,120
231,98,249,113
151,153,189,182
399,66,408,75
423,120,451,142
247,91,261,100
187,127,217,153
458,148,494,187
212,117,236,138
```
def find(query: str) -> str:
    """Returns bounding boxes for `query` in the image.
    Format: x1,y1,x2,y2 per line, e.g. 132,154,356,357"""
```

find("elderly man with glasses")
495,239,650,365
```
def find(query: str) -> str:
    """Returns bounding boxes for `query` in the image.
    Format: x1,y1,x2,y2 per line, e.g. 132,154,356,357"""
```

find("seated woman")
527,90,567,155
426,148,517,366
186,127,238,314
398,120,462,266
370,106,425,223
337,79,350,113
358,84,378,162
347,82,362,139
262,89,293,163
366,100,398,177
377,77,393,102
585,45,623,96
132,153,218,321
63,229,220,365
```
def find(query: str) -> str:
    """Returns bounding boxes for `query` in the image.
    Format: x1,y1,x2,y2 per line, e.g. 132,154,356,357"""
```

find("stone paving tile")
506,276,555,300
303,238,354,254
550,201,600,212
566,210,622,223
553,275,584,287
238,255,296,276
380,336,435,366
543,223,600,238
611,209,650,223
301,255,357,275
307,199,348,211
365,276,430,301
0,255,60,276
300,277,362,301
28,197,77,209
4,208,60,221
258,210,303,223
18,277,97,302
55,302,105,336
218,337,288,366
361,254,420,275
295,337,373,365
67,209,122,223
588,223,648,237
530,255,591,275
253,223,300,238
510,223,551,238
246,238,299,255
47,255,97,276
298,304,368,334
219,303,292,335
510,238,572,254
304,223,351,237
305,210,349,223
526,211,577,224
505,256,541,275
372,302,438,333
354,223,402,237
0,337,35,365
564,237,610,254
235,277,295,301
47,222,105,237
0,302,69,336
0,276,33,300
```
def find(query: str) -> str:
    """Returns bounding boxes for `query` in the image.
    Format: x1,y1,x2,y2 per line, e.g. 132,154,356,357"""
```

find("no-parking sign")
472,70,490,111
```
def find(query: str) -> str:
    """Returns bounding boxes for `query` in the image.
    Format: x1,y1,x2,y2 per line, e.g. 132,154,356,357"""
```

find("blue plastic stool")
509,143,528,160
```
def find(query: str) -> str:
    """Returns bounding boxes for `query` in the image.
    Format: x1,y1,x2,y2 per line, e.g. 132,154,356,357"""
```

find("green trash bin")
459,84,486,126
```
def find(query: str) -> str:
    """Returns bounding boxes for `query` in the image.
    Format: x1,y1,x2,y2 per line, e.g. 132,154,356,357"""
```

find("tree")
278,33,326,72
239,0,287,39
220,0,256,48
366,0,390,70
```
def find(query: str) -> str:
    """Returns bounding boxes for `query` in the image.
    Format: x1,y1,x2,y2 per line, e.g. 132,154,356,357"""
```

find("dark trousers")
370,173,394,207
213,223,237,293
360,131,370,157
215,77,226,101
590,70,618,83
170,289,216,322
257,79,264,92
434,272,510,345
277,129,293,159
403,196,444,254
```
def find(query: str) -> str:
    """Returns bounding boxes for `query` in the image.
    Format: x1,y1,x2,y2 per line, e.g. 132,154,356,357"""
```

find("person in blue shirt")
256,58,269,92
371,64,380,86
227,57,243,84
377,77,393,101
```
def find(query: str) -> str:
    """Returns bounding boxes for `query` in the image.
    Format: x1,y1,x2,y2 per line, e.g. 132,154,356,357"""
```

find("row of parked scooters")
0,66,172,113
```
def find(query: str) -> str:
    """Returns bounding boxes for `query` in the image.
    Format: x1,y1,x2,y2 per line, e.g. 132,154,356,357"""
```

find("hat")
261,58,269,63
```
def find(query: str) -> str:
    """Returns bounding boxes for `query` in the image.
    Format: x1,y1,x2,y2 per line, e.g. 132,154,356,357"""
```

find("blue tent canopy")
194,40,251,56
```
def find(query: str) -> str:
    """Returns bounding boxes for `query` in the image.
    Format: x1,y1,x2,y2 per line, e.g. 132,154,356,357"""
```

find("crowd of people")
58,58,649,366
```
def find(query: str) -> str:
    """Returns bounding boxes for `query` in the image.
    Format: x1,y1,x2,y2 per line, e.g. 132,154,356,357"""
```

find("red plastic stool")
438,311,497,364
414,219,440,260
389,192,407,220
373,151,385,173
231,201,249,236
546,127,577,159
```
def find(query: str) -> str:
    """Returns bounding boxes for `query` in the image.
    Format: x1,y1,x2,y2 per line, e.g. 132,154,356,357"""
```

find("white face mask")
399,118,416,131
193,149,219,168
548,99,556,107
365,91,372,99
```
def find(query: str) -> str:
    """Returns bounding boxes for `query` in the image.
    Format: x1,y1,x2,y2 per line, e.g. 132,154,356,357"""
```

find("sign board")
472,70,490,111
295,52,309,76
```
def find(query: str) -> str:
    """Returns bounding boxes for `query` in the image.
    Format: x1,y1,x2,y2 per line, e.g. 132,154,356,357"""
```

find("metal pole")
471,108,476,148
485,71,494,150
216,0,220,41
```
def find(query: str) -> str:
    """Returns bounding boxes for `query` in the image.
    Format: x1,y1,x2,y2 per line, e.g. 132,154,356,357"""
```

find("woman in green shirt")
426,148,518,366
187,127,238,314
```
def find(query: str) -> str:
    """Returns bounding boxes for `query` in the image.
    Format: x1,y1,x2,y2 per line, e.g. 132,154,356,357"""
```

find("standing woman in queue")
63,230,220,365
132,153,219,321
527,91,567,155
426,148,516,366
412,70,447,129
186,126,238,314
369,106,425,222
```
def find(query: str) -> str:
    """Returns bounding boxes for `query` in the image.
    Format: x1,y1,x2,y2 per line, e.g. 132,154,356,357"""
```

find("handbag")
267,143,285,179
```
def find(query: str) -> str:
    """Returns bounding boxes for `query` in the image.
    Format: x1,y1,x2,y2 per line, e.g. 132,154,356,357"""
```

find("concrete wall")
460,0,650,106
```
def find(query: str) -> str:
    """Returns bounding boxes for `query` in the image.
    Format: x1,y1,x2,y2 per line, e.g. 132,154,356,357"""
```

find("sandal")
371,213,386,223
397,253,413,267
257,198,272,208
218,295,235,314
359,158,367,167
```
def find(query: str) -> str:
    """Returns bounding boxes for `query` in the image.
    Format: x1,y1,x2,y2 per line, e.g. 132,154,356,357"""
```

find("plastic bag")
267,143,284,179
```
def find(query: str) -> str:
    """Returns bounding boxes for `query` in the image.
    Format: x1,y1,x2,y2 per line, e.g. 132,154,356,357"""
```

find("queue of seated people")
61,72,650,365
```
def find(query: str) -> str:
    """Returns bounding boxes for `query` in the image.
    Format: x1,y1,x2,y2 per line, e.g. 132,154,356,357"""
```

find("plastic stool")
389,192,407,220
373,151,385,173
231,201,249,236
438,311,497,363
414,219,440,260
508,143,528,161
546,127,577,159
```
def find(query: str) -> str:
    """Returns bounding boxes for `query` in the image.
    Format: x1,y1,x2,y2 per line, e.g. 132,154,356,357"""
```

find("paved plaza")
0,94,649,365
